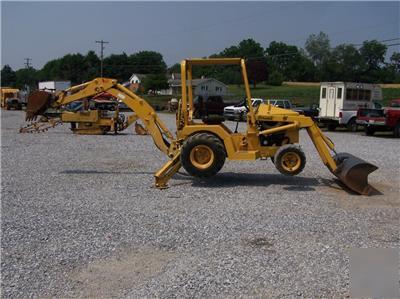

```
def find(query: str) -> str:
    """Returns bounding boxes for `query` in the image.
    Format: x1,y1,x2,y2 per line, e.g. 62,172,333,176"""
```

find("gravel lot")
1,110,399,298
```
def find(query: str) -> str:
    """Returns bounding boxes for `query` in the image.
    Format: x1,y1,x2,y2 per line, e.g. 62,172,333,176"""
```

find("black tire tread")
364,126,376,136
394,122,400,138
347,117,357,132
274,144,306,176
327,124,337,131
181,133,226,178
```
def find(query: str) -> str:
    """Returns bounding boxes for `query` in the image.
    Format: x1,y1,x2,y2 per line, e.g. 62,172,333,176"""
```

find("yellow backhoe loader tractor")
22,96,140,135
61,99,138,135
25,58,377,195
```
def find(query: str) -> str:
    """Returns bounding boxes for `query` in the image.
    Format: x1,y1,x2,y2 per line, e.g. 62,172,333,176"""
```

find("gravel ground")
1,110,399,298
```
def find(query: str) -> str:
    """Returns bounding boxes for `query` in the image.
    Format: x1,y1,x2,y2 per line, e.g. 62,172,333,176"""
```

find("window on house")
215,86,222,92
321,87,327,99
337,88,342,99
201,85,208,91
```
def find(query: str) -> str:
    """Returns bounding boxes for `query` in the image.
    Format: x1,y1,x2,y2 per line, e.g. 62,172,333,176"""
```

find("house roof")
129,74,148,81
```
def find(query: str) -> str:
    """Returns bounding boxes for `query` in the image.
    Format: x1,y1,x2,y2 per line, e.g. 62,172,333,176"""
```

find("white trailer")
38,81,71,93
318,82,382,131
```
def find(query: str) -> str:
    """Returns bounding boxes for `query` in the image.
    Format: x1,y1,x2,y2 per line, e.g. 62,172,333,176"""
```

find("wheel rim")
281,152,301,172
190,145,214,169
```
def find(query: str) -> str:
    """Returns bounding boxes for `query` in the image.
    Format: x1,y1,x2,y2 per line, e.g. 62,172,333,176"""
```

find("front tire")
347,118,357,132
274,144,306,176
181,133,226,178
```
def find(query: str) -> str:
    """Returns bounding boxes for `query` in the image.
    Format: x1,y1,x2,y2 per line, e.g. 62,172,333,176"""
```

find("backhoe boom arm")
51,78,178,158
26,78,183,188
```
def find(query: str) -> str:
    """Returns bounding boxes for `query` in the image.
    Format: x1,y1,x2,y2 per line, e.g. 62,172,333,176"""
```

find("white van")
318,82,382,131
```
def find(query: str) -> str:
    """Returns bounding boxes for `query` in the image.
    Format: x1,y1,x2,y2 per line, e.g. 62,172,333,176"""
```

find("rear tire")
274,144,306,176
346,118,357,132
327,124,337,131
364,126,376,136
394,122,400,138
181,133,226,178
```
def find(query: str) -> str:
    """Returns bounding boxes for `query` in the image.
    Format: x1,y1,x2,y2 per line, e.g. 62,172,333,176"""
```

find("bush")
268,71,284,86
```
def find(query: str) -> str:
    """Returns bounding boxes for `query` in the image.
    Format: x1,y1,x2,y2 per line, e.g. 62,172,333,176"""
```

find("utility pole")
23,58,32,95
95,40,109,77
24,58,32,68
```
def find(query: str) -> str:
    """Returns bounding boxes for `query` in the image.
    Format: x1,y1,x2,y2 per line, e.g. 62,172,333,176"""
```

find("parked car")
293,103,320,119
266,99,293,109
223,98,264,121
193,95,233,118
356,99,400,137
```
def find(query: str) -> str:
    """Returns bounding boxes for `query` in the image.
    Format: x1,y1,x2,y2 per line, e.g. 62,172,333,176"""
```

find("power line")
281,20,399,45
95,40,109,77
353,37,400,46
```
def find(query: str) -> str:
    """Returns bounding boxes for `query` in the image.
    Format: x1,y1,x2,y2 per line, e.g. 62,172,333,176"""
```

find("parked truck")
0,87,22,110
356,99,400,137
317,82,382,131
38,81,71,93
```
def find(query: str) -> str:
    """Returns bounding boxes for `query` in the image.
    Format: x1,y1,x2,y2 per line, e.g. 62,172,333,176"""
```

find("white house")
168,77,228,96
129,74,147,84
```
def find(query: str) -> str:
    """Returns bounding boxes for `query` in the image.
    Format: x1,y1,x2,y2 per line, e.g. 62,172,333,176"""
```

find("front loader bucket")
26,90,55,121
333,153,378,195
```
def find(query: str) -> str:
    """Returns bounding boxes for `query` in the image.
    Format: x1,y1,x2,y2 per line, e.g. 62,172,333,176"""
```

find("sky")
1,1,399,70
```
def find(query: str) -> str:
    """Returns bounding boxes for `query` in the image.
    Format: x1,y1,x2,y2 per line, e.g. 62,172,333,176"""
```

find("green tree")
15,67,38,89
390,52,400,73
359,40,387,82
360,40,387,70
199,38,265,85
266,41,300,80
168,63,181,74
291,52,316,82
265,42,316,82
143,74,169,92
389,52,400,83
59,53,87,83
324,44,363,81
129,51,167,74
103,53,130,81
39,54,88,83
268,71,284,86
85,50,100,79
39,59,62,81
1,65,16,86
237,39,264,58
305,32,331,67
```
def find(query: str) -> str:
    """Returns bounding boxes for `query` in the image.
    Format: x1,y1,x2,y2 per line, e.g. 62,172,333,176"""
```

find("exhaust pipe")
333,153,378,195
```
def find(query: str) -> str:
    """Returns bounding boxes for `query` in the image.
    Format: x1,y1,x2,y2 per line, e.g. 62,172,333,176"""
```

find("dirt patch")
70,247,175,298
321,180,400,209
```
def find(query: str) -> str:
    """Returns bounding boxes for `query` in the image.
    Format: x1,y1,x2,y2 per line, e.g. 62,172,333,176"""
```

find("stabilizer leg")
154,153,182,189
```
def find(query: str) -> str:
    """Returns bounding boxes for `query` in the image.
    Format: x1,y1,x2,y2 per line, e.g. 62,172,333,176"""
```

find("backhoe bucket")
26,90,55,121
333,153,378,195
